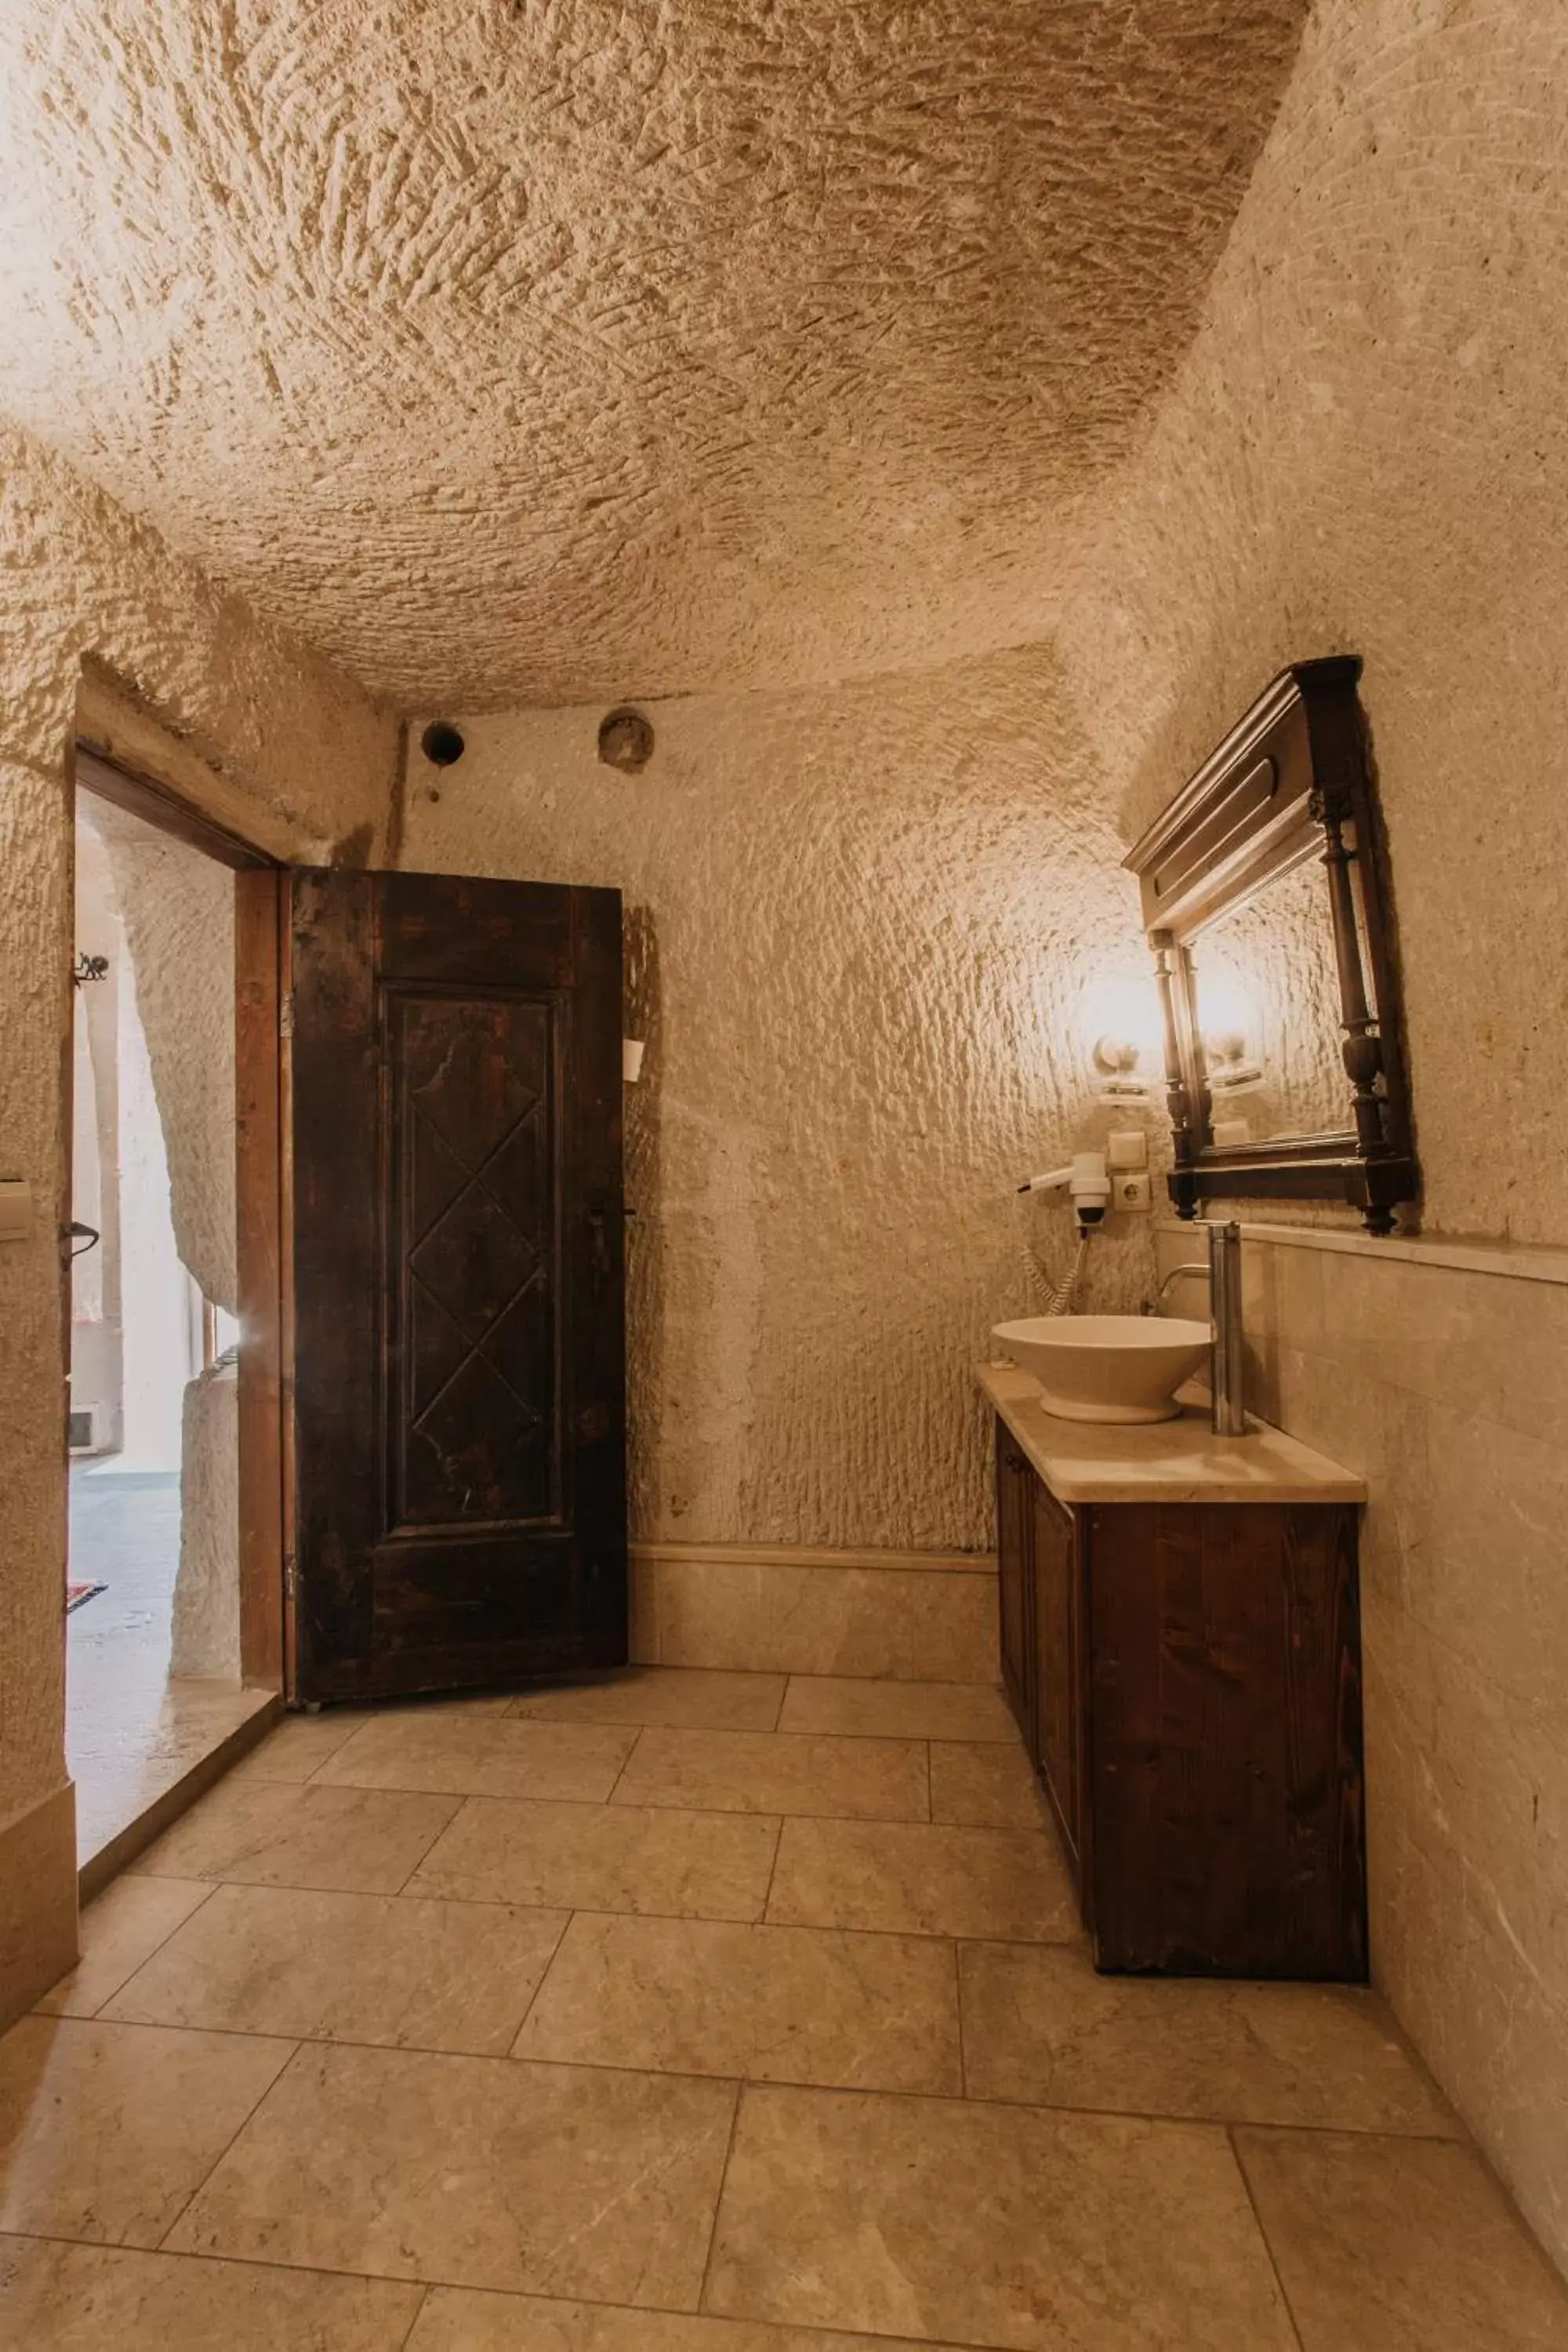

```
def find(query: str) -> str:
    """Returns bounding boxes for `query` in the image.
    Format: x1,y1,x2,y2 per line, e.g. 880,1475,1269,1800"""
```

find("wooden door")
1031,1481,1082,1878
287,869,626,1703
993,1426,1035,1743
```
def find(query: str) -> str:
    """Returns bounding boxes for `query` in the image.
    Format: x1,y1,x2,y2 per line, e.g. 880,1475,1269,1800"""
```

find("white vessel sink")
991,1314,1212,1425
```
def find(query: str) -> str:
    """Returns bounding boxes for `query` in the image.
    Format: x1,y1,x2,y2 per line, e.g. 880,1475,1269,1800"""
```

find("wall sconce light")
1192,965,1263,1094
1091,1034,1151,1103
1205,1029,1265,1096
1081,975,1161,1102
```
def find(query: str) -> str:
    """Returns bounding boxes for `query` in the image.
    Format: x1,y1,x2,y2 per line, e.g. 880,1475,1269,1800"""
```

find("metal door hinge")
284,1554,298,1600
279,994,295,1040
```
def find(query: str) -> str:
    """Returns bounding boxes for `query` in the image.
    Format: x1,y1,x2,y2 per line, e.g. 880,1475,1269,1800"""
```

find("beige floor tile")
0,2016,293,2246
1236,2128,1568,2350
960,1943,1461,2132
408,2286,967,2349
613,1728,929,1822
516,1912,961,2094
34,1878,213,2018
225,1710,372,1783
767,1817,1080,1941
509,1668,787,1733
169,2044,737,2307
705,2083,1296,2348
930,1740,1048,1829
0,2237,421,2350
779,1677,1016,1742
412,1796,780,1920
130,1778,461,1893
101,1882,568,2055
312,1711,637,1802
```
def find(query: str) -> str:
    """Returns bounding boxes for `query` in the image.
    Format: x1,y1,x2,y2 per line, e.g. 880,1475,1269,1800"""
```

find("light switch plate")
1112,1171,1152,1214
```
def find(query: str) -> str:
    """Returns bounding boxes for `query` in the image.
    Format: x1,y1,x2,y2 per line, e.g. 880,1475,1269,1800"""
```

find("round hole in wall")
597,707,654,772
420,720,466,767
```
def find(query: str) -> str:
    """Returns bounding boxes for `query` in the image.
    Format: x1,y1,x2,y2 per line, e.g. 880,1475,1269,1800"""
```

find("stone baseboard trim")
631,1540,995,1577
629,1542,999,1682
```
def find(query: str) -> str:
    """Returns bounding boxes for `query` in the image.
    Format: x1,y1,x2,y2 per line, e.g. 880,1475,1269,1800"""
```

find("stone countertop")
975,1359,1367,1507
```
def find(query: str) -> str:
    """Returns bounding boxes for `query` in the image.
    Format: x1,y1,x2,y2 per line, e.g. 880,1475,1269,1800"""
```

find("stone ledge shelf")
975,1359,1367,1508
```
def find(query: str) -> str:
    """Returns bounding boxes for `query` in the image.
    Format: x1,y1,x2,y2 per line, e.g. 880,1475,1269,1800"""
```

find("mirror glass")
1189,851,1348,1146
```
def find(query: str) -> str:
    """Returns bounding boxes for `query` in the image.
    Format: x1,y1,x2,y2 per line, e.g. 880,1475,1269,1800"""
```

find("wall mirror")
1124,656,1417,1234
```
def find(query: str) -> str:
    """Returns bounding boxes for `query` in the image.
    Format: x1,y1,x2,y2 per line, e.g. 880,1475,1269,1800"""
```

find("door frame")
72,743,289,1694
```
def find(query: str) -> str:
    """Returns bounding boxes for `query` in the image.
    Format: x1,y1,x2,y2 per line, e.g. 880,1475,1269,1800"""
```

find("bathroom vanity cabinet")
985,1364,1367,1981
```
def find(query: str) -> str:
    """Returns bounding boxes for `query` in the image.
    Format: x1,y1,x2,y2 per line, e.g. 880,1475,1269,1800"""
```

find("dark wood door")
1031,1479,1082,1877
288,869,626,1703
994,1426,1035,1743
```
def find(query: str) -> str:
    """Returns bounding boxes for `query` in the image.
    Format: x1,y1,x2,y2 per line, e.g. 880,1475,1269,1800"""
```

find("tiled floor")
4,1666,1566,2349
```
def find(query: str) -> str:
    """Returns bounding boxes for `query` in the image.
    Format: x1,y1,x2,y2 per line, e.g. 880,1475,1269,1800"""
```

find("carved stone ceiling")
0,2,1305,706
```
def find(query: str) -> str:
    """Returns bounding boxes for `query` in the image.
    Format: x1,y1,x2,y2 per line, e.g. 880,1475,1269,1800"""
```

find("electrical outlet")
1113,1171,1152,1214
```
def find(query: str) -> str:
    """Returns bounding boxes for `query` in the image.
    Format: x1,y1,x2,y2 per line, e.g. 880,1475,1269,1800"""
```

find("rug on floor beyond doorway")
66,1581,106,1613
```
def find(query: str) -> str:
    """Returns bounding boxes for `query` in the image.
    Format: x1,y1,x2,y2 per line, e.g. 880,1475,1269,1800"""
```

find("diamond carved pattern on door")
392,991,558,1533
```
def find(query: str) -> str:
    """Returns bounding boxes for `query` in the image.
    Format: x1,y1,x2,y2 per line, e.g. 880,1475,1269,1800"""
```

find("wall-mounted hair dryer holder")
1017,1151,1112,1233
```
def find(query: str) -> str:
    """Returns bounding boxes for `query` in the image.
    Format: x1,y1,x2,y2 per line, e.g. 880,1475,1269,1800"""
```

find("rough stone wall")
0,423,395,1883
401,643,1160,1554
1058,0,1568,2274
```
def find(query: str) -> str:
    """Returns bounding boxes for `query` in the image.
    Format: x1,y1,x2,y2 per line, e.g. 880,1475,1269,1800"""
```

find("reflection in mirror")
1190,853,1348,1148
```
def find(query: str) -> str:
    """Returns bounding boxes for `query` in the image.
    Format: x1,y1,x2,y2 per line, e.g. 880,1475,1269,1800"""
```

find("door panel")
289,869,625,1702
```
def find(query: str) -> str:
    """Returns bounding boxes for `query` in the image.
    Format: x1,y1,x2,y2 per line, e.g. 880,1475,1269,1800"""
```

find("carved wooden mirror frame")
1123,656,1418,1236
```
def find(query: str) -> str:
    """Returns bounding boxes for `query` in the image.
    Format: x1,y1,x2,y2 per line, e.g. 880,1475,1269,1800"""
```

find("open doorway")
68,754,280,1879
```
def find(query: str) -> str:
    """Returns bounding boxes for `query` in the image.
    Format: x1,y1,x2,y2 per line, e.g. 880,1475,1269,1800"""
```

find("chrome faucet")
1152,1261,1207,1311
1207,1220,1247,1437
1148,1220,1247,1437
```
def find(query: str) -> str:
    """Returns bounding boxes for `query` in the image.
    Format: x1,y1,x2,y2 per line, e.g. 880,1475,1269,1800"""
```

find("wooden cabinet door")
1032,1479,1082,1871
288,867,626,1704
993,1424,1035,1743
1087,1501,1366,1977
